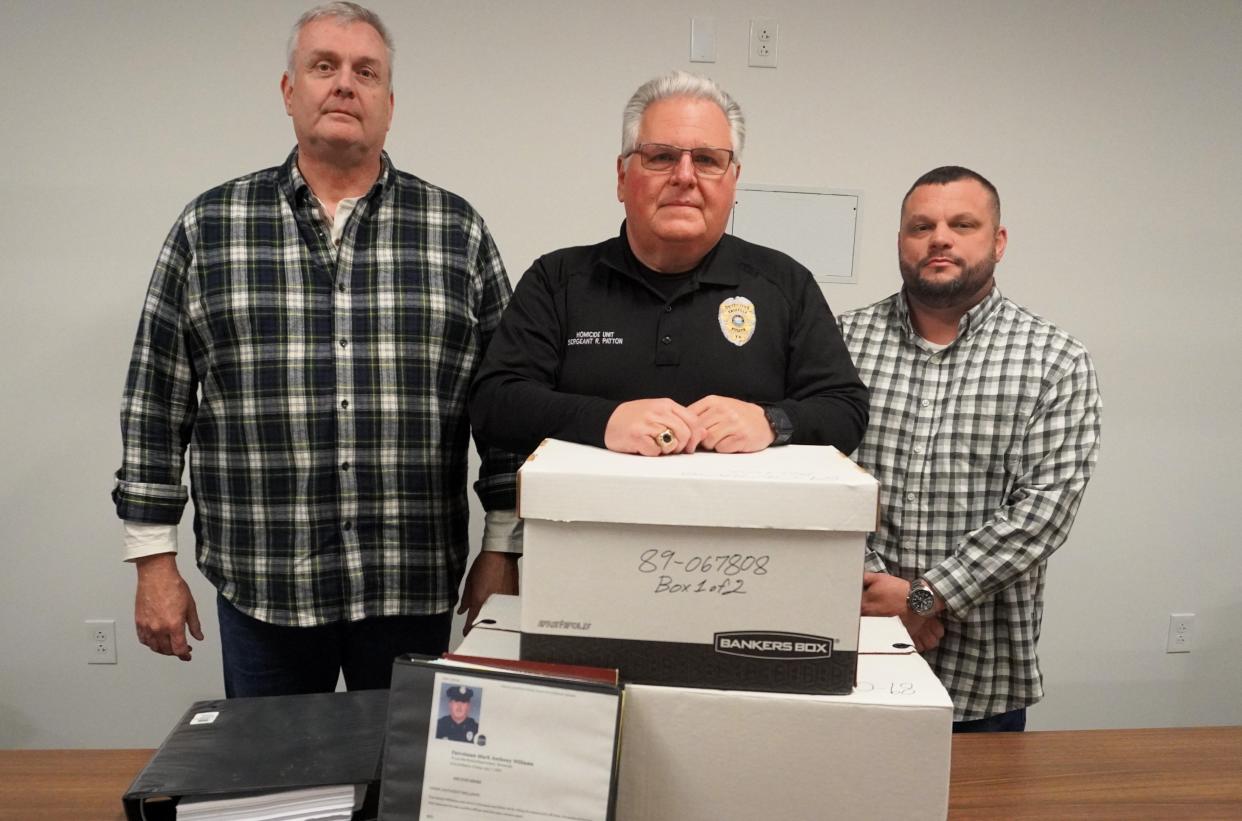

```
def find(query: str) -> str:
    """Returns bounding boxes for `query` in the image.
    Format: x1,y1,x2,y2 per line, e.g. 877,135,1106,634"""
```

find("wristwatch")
906,578,936,617
761,405,794,446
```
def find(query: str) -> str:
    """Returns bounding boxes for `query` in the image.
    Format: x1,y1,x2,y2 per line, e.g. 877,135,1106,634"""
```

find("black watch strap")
762,405,794,446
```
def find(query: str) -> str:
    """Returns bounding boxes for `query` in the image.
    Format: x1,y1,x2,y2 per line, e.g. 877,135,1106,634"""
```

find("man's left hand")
863,572,947,652
688,396,774,453
861,571,911,616
458,552,519,634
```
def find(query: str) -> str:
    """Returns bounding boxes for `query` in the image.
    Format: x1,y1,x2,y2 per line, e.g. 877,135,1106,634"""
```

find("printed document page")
415,670,618,821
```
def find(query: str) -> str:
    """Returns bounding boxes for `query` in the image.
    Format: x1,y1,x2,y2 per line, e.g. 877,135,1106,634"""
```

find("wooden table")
949,726,1242,819
2,727,1240,820
0,747,150,820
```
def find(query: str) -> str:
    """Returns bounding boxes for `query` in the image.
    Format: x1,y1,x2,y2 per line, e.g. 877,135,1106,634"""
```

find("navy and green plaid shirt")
114,149,521,626
840,287,1101,721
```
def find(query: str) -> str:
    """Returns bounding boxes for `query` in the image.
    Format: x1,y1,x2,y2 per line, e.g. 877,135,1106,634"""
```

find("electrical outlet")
1166,612,1195,653
748,18,779,68
87,618,117,664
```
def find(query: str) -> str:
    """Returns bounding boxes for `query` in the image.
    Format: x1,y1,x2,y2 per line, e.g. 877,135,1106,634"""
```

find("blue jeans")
953,707,1027,733
217,593,452,697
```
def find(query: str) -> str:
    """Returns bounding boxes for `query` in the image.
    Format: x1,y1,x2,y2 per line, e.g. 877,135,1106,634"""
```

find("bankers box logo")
713,631,834,660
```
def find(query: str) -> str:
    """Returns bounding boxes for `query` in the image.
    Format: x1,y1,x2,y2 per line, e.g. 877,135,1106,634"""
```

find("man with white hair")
471,71,867,460
115,2,522,696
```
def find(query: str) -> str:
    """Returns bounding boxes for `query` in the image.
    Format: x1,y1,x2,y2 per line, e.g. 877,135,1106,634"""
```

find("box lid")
472,594,521,631
459,603,952,711
859,616,920,655
519,439,878,532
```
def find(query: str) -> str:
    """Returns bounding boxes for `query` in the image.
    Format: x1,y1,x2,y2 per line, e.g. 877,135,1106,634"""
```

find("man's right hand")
900,613,946,653
862,571,945,652
604,398,704,456
134,553,203,661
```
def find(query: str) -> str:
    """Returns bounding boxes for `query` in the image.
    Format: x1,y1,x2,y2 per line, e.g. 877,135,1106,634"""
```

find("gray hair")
286,2,395,88
621,70,746,162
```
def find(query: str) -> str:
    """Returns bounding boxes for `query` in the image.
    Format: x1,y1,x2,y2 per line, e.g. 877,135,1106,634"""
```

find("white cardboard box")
518,439,878,694
460,596,952,821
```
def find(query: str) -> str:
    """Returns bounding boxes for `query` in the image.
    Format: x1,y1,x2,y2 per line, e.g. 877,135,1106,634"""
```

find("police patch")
718,296,756,346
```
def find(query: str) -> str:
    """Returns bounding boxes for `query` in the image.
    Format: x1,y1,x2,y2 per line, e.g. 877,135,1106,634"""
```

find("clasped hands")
861,571,946,652
604,396,774,457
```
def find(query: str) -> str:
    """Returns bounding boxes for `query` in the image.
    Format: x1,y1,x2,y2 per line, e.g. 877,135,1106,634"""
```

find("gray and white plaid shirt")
839,287,1101,720
114,150,521,626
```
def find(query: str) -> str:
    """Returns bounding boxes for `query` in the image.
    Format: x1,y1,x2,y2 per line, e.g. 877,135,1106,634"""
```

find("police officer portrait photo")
435,684,482,744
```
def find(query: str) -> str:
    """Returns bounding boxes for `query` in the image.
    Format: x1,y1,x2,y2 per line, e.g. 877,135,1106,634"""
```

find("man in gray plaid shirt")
839,166,1101,731
114,3,522,696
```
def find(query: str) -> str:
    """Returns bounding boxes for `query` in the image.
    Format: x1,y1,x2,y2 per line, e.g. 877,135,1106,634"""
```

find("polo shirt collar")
603,222,738,287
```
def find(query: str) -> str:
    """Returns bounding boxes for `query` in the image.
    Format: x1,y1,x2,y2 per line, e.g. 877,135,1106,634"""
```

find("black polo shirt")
470,224,868,455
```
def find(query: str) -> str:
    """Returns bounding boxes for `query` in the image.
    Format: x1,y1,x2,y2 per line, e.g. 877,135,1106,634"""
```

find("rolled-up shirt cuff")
863,549,888,573
123,521,178,562
481,509,523,555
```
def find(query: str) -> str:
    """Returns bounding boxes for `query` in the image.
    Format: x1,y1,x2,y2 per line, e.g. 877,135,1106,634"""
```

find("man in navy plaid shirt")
114,3,522,696
839,167,1101,731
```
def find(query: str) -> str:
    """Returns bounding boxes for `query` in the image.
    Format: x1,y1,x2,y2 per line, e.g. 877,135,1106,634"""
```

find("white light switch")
690,17,716,63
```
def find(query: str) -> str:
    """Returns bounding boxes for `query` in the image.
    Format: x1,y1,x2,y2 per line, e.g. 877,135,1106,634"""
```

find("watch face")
908,586,935,616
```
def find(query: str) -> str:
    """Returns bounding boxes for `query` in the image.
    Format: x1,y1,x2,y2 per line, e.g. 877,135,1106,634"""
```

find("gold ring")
655,429,677,447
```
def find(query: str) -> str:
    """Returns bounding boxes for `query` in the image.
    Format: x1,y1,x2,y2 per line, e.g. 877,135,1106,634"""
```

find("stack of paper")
176,784,359,820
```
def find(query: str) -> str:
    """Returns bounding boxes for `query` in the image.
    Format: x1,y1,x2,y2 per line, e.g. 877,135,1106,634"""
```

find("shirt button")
662,335,672,345
913,445,923,454
906,492,917,501
339,338,348,348
338,284,346,293
921,399,930,407
341,461,350,471
343,520,353,531
341,399,349,409
664,305,673,313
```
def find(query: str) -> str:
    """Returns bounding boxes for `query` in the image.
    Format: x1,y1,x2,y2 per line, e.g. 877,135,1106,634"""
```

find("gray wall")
2,0,1239,747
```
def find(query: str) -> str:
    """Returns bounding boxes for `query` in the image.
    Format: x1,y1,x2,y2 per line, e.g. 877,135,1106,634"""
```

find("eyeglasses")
625,143,736,176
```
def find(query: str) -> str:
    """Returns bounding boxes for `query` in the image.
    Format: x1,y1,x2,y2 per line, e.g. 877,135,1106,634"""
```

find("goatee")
900,253,996,309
